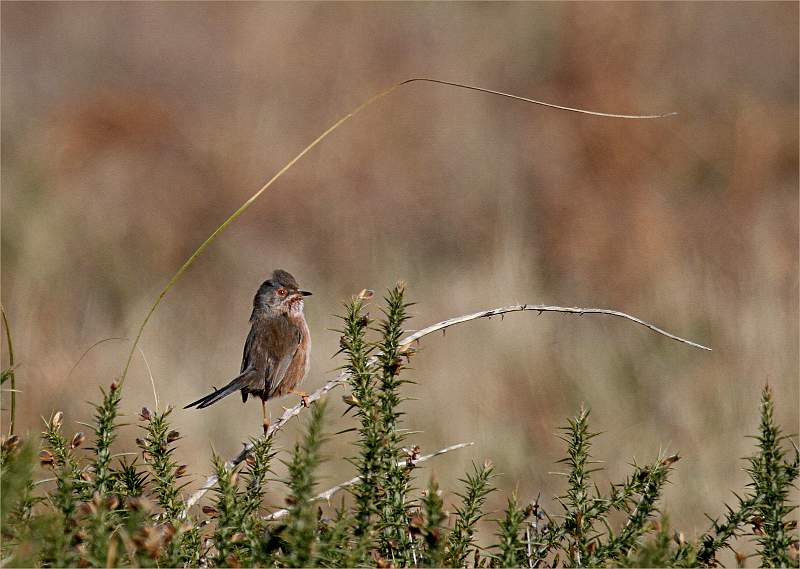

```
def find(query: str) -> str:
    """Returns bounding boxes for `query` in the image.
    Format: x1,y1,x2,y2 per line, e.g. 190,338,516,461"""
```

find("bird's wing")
240,322,259,373
264,319,302,397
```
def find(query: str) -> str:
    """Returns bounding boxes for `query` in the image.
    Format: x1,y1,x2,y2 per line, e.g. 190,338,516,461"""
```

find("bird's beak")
299,290,312,297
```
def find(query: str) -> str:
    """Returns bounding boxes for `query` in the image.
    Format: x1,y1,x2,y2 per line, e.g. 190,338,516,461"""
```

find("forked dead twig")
182,302,708,514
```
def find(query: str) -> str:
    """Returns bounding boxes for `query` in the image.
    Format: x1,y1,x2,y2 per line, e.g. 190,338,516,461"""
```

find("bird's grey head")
253,269,312,315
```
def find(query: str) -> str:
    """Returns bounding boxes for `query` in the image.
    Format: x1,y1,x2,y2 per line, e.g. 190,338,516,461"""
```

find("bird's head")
255,269,312,314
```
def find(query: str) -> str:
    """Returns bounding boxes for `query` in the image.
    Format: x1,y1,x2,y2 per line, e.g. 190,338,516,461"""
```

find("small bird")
184,269,312,432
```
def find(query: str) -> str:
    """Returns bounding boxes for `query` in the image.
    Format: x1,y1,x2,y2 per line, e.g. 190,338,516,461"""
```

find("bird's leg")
261,400,269,434
291,390,310,408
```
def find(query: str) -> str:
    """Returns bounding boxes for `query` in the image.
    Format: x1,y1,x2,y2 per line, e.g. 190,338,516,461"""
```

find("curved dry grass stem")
1,304,16,436
121,78,677,385
403,78,678,119
69,337,160,410
68,337,128,382
182,301,706,513
137,346,159,412
263,442,474,522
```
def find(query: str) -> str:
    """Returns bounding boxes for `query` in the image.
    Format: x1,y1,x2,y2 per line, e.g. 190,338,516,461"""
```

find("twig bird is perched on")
184,269,312,432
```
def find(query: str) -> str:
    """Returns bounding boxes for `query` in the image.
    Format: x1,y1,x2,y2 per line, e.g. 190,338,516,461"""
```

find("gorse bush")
1,285,798,567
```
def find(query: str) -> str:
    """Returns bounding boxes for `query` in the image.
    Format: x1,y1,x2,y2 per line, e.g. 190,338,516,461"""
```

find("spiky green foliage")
39,414,83,565
511,403,682,568
374,284,415,562
1,437,35,552
339,292,381,537
446,460,496,566
137,406,200,566
557,403,599,565
419,477,447,567
283,399,327,568
88,381,123,495
42,414,83,509
238,432,278,565
138,406,186,519
112,456,148,497
619,518,694,568
241,432,276,519
314,501,365,568
693,384,799,568
492,492,528,568
1,289,797,568
596,454,676,561
209,452,244,565
747,385,799,567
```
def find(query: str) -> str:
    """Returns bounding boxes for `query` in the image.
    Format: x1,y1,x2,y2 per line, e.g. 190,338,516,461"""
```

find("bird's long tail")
184,370,255,409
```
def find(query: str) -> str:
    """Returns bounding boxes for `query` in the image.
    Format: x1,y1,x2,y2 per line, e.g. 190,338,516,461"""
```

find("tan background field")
2,2,797,558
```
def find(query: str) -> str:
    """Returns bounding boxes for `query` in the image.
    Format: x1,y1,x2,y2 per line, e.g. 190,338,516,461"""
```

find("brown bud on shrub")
2,434,21,451
71,432,86,448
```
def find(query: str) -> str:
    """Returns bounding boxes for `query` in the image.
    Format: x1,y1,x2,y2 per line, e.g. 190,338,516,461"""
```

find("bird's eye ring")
277,288,288,296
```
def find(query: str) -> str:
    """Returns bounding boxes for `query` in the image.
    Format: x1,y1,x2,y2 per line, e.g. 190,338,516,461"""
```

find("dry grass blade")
120,78,678,385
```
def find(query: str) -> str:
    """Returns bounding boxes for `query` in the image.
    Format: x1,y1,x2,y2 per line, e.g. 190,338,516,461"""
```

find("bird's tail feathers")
184,370,255,410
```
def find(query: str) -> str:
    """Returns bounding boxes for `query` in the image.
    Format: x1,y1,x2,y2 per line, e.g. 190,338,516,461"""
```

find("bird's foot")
292,390,310,408
262,416,270,435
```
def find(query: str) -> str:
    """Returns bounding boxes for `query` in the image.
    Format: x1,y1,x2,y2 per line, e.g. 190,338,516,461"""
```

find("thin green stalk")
120,79,675,384
2,304,16,436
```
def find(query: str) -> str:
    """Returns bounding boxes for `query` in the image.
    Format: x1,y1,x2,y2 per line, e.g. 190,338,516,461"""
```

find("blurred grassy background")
2,1,797,548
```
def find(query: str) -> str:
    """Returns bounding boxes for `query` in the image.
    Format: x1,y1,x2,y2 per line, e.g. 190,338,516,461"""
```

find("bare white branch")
263,441,474,521
402,304,712,352
182,302,709,514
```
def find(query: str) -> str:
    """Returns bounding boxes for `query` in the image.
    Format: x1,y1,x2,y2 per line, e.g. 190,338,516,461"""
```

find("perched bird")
184,269,312,432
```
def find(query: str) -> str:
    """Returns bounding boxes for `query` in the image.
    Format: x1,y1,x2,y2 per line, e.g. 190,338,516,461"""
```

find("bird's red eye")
277,288,287,296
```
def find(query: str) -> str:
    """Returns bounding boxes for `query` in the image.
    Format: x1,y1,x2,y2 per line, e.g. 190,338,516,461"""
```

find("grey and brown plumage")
184,269,312,430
